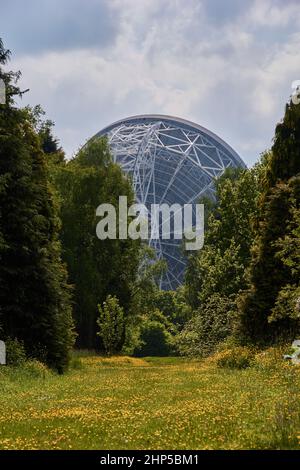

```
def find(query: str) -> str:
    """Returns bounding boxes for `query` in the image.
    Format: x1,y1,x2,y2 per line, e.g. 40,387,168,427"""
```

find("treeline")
0,41,74,372
179,99,300,356
0,40,185,369
0,40,144,371
1,38,299,371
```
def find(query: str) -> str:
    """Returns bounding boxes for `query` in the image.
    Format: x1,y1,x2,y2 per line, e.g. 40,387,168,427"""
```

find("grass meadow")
0,353,300,450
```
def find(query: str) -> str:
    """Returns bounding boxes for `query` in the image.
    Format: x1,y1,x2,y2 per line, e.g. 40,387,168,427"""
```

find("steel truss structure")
96,115,245,290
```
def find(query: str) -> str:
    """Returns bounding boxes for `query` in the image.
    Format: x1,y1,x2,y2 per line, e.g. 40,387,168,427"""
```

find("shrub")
176,294,235,357
121,316,143,356
216,346,255,370
253,345,290,371
134,318,174,357
21,360,51,379
124,309,176,357
5,337,26,366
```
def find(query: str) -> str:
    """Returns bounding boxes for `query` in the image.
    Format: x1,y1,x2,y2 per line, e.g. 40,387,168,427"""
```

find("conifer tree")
239,100,300,343
0,39,74,372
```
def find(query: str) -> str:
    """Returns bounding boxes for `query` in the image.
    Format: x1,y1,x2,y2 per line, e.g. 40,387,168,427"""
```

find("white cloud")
247,0,300,28
7,0,300,165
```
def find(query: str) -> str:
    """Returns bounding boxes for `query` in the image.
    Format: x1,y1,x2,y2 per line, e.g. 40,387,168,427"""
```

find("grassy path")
0,355,299,449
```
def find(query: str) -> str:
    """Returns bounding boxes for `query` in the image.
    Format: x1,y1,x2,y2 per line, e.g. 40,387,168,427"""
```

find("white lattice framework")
96,115,245,290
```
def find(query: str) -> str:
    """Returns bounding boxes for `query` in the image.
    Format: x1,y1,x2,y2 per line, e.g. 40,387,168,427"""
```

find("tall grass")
0,350,299,450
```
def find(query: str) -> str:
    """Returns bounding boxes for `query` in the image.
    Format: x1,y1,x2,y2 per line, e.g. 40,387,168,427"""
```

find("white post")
0,340,6,365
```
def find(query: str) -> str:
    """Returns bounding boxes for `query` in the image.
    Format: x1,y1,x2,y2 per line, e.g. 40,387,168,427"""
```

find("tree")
273,202,300,322
121,245,168,355
176,294,235,357
185,165,262,311
54,137,140,349
28,105,66,165
181,163,264,356
238,100,300,344
133,309,174,357
96,295,125,355
0,38,23,106
147,288,192,330
0,39,75,372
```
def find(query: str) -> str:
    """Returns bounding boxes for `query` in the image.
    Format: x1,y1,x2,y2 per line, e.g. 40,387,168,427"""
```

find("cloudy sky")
1,0,300,166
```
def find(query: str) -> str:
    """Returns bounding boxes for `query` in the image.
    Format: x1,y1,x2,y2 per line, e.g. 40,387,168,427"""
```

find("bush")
216,346,255,370
21,360,51,379
253,346,289,371
176,294,235,357
5,337,26,366
134,318,174,357
122,316,143,356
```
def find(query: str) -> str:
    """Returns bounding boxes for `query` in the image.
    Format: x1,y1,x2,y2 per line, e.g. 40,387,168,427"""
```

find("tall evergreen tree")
239,100,300,343
28,105,66,165
0,39,75,372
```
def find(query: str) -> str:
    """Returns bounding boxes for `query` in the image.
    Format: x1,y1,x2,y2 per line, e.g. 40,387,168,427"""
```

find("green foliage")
0,39,75,372
238,101,300,344
182,164,263,355
96,295,125,355
69,355,84,370
124,257,189,357
21,360,51,379
133,310,174,357
124,257,180,356
266,102,300,187
185,165,261,311
253,346,288,371
121,315,144,356
216,346,255,370
130,244,167,316
54,137,140,349
270,202,300,324
27,105,66,165
269,285,300,323
0,38,22,106
193,241,245,305
275,205,300,278
147,288,192,330
176,294,236,357
5,337,26,366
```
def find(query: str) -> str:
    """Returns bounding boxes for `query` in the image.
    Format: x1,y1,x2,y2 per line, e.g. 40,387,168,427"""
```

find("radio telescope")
95,115,246,290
